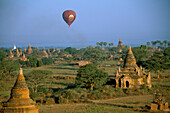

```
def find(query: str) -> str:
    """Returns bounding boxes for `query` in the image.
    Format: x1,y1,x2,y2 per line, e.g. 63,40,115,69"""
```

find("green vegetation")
25,70,53,93
75,64,109,90
0,60,20,78
0,40,170,112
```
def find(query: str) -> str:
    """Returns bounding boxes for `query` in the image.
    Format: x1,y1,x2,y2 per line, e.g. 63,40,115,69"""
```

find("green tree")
109,43,113,47
83,47,106,63
73,49,85,60
96,42,100,47
163,40,167,47
27,57,38,67
0,50,6,61
103,42,107,47
99,41,104,48
143,51,169,77
0,60,20,78
37,60,43,67
168,42,170,47
25,70,53,92
160,42,164,47
151,41,154,47
131,45,150,65
41,57,54,65
75,64,109,90
64,47,76,54
146,42,150,47
153,41,157,47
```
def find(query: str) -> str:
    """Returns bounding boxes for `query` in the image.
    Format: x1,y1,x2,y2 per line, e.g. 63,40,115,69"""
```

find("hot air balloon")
62,10,76,27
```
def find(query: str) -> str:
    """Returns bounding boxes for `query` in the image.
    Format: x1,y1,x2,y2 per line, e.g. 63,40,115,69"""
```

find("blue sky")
0,0,170,48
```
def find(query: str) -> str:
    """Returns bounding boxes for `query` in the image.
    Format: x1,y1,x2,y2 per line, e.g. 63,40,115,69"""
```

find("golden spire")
2,68,39,112
28,43,31,48
128,46,133,54
10,50,13,54
20,48,22,55
120,37,122,42
16,48,20,54
37,46,39,51
23,54,25,58
43,46,45,50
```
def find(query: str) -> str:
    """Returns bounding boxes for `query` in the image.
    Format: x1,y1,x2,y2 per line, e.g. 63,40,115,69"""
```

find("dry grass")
39,95,153,113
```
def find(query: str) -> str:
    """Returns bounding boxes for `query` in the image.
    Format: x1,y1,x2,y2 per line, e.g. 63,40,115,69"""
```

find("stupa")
1,68,39,113
117,37,123,47
20,54,28,61
52,48,55,53
20,49,22,55
37,46,39,52
24,48,27,53
58,49,60,53
27,44,33,54
42,47,48,57
8,50,14,58
16,48,20,57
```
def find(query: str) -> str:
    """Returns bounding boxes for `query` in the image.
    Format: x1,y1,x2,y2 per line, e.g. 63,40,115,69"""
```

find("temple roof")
124,46,138,69
5,68,34,107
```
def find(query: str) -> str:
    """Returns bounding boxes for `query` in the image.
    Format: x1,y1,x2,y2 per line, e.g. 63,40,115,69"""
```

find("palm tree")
99,41,104,48
160,42,163,47
151,41,154,47
109,43,113,47
163,40,167,47
156,40,161,47
153,41,157,47
103,42,107,47
96,42,100,47
147,42,150,47
168,42,170,47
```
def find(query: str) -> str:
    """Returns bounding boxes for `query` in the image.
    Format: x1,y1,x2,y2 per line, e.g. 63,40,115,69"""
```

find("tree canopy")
75,64,109,90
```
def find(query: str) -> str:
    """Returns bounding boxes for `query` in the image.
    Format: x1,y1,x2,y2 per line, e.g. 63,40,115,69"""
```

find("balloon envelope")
63,10,76,27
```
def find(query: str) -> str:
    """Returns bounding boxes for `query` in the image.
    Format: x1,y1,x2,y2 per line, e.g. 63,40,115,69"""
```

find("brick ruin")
117,37,123,47
146,93,169,111
42,46,48,57
0,68,39,113
114,46,151,89
27,43,33,54
8,50,14,59
20,54,28,61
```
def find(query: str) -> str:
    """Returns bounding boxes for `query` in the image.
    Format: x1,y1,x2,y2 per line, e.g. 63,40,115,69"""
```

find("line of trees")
147,40,169,47
96,42,114,48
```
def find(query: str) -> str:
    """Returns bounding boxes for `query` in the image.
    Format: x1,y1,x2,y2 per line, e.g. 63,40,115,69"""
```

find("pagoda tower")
8,50,14,58
16,48,20,57
42,47,48,57
24,48,27,53
117,37,123,47
20,54,28,61
37,46,39,52
1,68,39,113
47,49,52,56
27,43,33,54
58,49,60,53
114,46,152,89
20,48,22,55
52,48,55,53
124,46,138,70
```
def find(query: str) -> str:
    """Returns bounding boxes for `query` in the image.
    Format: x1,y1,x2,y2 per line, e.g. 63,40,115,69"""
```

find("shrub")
41,57,54,65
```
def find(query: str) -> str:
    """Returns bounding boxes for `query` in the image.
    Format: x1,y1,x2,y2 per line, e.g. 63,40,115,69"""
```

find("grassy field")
0,61,170,113
39,95,153,113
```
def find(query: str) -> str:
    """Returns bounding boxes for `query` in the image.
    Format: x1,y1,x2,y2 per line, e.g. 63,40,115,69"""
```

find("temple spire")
2,68,39,112
128,46,133,54
124,46,137,69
